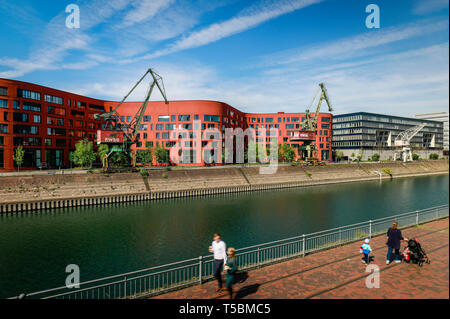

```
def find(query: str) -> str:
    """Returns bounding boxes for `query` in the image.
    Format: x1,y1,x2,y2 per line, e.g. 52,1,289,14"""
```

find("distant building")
332,112,444,161
415,112,449,155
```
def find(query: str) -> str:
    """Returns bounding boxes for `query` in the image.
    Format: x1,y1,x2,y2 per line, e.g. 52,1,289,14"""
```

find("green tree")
155,146,169,164
357,148,364,162
412,153,420,161
429,153,439,160
110,149,128,167
336,151,345,162
371,153,380,161
13,146,25,172
97,144,109,169
279,143,295,162
72,139,97,168
136,148,153,166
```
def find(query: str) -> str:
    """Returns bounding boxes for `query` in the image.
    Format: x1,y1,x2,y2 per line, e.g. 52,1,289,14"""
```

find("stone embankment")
0,160,448,213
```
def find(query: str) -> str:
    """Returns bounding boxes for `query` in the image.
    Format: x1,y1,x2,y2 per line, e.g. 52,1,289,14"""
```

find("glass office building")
332,112,444,160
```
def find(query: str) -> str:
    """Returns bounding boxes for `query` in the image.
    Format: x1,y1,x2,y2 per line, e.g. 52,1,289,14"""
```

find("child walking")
360,238,372,264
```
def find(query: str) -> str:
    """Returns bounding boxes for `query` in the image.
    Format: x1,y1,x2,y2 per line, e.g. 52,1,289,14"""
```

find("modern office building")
332,112,444,161
0,78,332,171
415,112,449,155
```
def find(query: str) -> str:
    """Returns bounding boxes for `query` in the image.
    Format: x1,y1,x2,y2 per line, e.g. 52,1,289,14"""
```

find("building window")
178,115,190,121
17,89,41,101
23,102,41,112
0,99,8,109
0,124,8,133
33,115,41,123
158,115,170,122
0,87,8,96
70,109,84,117
3,112,8,121
143,115,151,122
13,137,42,146
44,94,63,105
126,116,131,122
0,136,4,145
45,138,52,146
88,104,104,112
14,125,38,135
194,114,199,120
47,127,66,136
13,112,28,122
56,139,66,147
13,100,20,110
204,115,220,122
156,124,164,130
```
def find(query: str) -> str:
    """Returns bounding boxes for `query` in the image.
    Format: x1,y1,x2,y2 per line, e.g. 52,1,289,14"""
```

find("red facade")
0,79,332,171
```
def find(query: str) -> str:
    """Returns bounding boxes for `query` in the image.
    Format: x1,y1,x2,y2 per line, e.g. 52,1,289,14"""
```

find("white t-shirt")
212,240,227,263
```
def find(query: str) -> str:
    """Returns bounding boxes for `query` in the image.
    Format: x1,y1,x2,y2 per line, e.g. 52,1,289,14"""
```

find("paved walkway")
154,218,449,299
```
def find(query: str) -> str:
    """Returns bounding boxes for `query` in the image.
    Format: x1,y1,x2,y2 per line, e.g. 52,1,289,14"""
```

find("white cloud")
119,0,174,27
257,18,449,67
0,0,132,78
413,0,449,15
70,40,449,118
132,0,322,61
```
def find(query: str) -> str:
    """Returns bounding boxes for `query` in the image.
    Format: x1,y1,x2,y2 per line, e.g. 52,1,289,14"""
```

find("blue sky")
0,0,448,116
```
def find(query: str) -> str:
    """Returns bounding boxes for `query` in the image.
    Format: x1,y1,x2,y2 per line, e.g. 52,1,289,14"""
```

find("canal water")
0,174,448,298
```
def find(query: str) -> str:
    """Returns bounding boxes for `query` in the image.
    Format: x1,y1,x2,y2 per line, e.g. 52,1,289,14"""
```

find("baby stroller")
404,238,430,266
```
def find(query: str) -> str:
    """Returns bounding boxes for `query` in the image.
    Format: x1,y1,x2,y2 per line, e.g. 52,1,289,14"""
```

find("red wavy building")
0,78,332,171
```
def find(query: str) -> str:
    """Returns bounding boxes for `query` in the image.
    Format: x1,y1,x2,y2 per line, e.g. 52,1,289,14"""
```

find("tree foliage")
279,143,295,162
71,139,97,168
136,148,153,165
97,144,109,168
155,146,169,164
13,146,25,171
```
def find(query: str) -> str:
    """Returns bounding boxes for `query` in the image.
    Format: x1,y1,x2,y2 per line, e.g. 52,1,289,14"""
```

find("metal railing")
9,204,448,299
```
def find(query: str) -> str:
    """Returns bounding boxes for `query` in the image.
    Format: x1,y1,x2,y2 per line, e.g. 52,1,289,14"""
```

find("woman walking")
386,221,408,264
223,247,238,299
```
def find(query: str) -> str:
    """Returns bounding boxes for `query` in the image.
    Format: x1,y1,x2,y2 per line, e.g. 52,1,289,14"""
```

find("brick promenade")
154,218,449,299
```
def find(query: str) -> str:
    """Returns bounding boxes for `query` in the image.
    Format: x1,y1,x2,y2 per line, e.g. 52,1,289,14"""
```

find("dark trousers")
362,253,369,264
214,260,224,288
387,246,400,261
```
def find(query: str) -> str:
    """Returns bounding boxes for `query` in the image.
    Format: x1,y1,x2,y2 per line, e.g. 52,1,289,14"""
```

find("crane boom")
302,83,333,131
394,123,426,147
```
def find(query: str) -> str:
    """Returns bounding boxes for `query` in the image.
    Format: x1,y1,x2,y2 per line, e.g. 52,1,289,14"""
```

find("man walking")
209,233,227,292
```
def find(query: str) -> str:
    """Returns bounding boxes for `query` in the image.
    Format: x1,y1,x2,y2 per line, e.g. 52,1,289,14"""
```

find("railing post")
123,276,127,299
257,247,260,267
199,256,203,284
302,234,306,257
416,210,419,225
339,228,342,244
369,220,372,239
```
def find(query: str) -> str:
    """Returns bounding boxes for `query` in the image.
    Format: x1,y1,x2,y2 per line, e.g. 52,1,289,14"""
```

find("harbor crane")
301,83,333,132
94,68,169,169
393,123,426,162
297,83,333,164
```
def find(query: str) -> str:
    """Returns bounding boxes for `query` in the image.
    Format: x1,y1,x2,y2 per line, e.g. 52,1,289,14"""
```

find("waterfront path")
154,218,449,299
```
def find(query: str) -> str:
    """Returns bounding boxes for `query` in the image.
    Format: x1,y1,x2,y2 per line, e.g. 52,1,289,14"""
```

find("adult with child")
386,221,408,264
